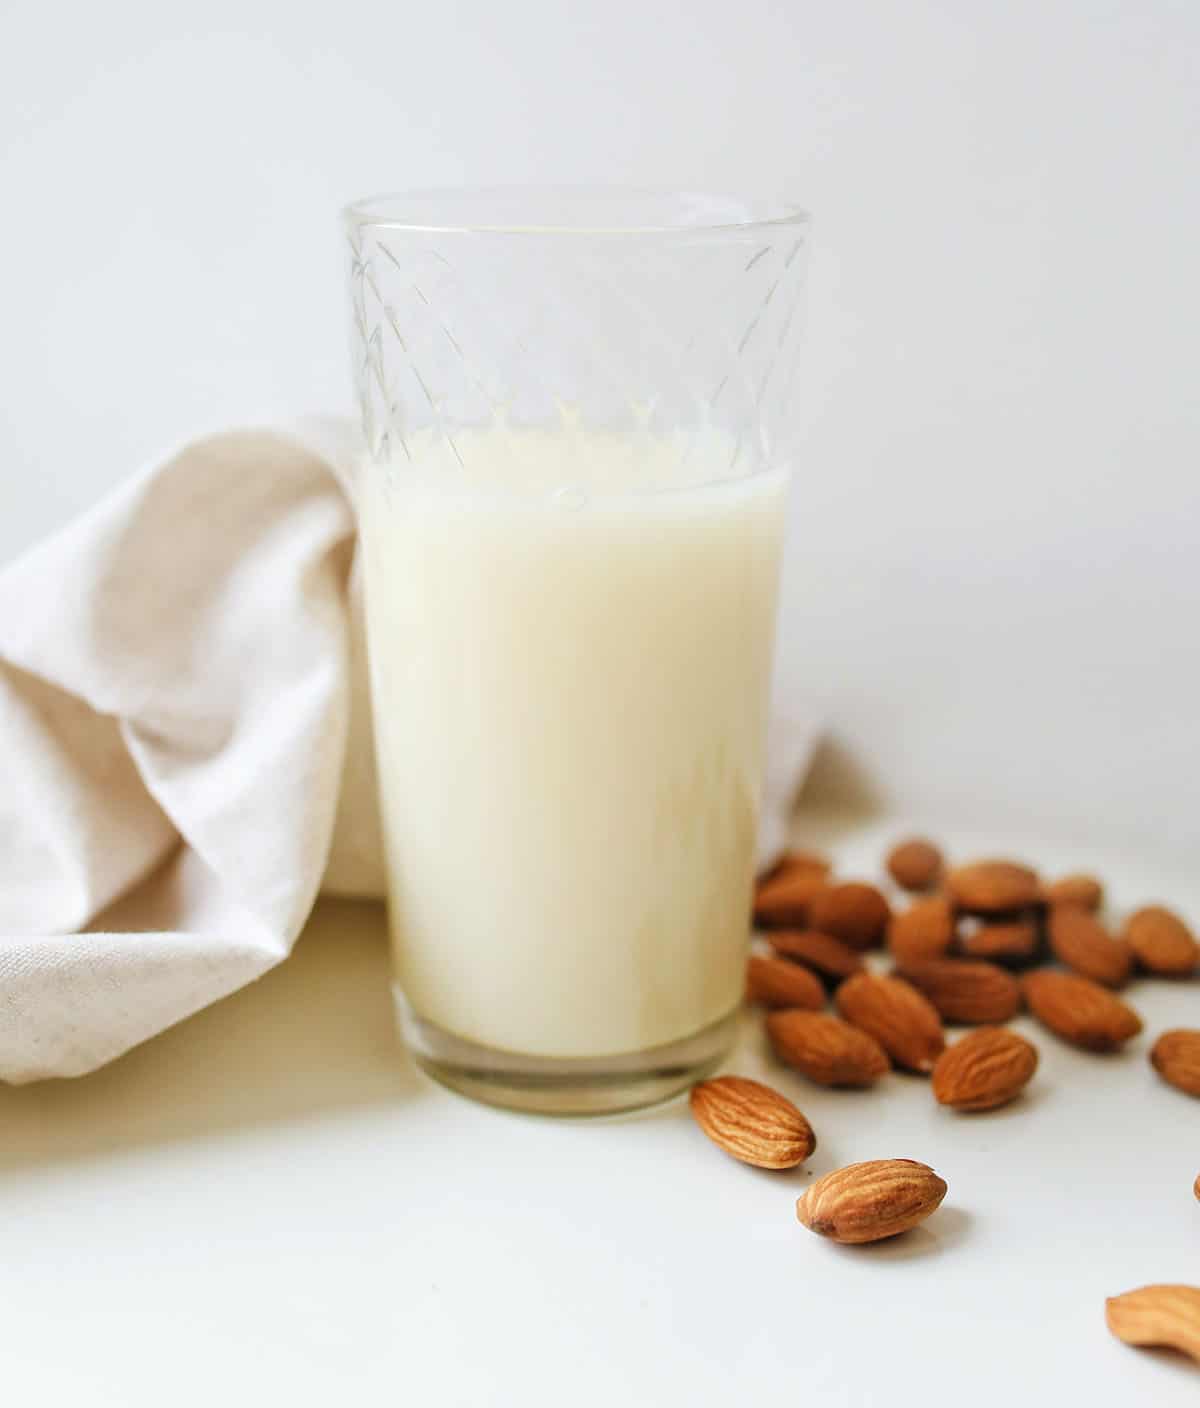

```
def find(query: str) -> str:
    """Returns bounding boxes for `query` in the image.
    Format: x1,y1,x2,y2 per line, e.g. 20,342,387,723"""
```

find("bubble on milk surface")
552,485,589,511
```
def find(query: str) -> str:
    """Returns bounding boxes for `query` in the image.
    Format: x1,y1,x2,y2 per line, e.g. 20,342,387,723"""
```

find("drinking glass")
344,188,809,1114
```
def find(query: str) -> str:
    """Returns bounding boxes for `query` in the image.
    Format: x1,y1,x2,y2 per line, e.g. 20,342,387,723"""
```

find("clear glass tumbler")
344,188,809,1114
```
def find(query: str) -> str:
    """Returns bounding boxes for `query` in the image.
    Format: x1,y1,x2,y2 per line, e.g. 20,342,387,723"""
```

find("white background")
2,7,1199,1403
2,0,1198,855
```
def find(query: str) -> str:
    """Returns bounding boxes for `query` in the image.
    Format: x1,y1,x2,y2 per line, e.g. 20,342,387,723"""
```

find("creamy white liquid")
361,429,786,1059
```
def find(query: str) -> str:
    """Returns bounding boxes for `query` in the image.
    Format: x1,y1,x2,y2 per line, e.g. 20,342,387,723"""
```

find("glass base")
394,992,738,1117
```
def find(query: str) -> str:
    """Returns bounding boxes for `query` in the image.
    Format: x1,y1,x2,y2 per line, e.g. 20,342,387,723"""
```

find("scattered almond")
1194,1172,1199,1203
765,1009,890,1087
765,930,864,983
689,1076,816,1169
886,838,944,892
753,867,828,929
1044,873,1103,911
809,882,891,950
887,894,957,964
835,972,945,1073
746,955,826,1011
1105,1284,1200,1364
959,918,1040,965
1047,908,1132,988
758,849,831,887
795,1159,948,1244
1150,1029,1200,1097
895,959,1022,1025
1123,905,1199,977
947,860,1040,915
1022,970,1142,1051
932,1027,1038,1111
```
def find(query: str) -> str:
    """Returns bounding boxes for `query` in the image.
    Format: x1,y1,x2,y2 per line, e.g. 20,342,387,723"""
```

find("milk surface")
361,428,786,1058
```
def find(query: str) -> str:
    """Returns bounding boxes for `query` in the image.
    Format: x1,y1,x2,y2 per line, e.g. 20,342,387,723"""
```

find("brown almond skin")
1194,1172,1199,1203
835,972,945,1073
1022,970,1143,1051
1106,1285,1200,1364
1150,1029,1200,1097
959,918,1040,965
796,1159,948,1244
757,849,831,886
1044,874,1103,911
887,895,956,965
932,1027,1038,1111
809,882,891,950
745,955,826,1011
886,838,944,892
765,930,864,983
689,1076,816,1169
765,1009,890,1087
1047,908,1133,988
947,860,1040,915
895,959,1022,1025
753,868,828,929
1124,905,1199,977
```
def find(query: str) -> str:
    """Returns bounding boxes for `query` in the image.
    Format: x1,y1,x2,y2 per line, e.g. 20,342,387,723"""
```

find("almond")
835,972,945,1073
887,895,956,964
1124,905,1199,977
795,1159,948,1244
886,838,944,892
959,918,1040,965
765,1010,890,1087
1044,873,1103,911
1105,1284,1200,1364
947,860,1040,915
809,882,891,950
689,1076,816,1169
1022,970,1143,1051
932,1027,1038,1110
745,955,826,1011
758,849,831,886
753,868,828,929
1047,908,1132,988
1194,1172,1199,1203
1150,1029,1200,1097
895,959,1022,1025
765,930,864,983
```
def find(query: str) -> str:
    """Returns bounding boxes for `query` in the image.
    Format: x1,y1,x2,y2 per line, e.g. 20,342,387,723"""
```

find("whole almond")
886,838,944,892
1044,873,1103,911
1047,908,1133,988
689,1076,816,1169
959,918,1039,965
947,860,1040,915
836,972,945,1073
895,959,1021,1025
758,849,831,886
765,1009,890,1087
796,1159,948,1244
932,1027,1038,1111
766,930,864,983
809,882,891,950
1105,1284,1200,1364
753,868,828,929
887,895,956,964
1194,1172,1199,1203
1022,970,1143,1051
1150,1029,1200,1097
1124,905,1199,977
746,955,826,1011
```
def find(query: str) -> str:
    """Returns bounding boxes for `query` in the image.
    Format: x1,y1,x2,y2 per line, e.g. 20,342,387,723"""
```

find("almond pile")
687,832,1200,1359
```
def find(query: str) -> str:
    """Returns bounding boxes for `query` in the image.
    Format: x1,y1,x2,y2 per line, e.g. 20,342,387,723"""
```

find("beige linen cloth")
0,422,817,1082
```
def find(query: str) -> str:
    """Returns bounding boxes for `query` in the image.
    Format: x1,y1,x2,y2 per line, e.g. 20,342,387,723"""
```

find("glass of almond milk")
344,189,809,1114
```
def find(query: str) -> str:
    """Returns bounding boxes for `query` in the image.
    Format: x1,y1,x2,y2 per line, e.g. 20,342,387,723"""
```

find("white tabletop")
3,808,1197,1406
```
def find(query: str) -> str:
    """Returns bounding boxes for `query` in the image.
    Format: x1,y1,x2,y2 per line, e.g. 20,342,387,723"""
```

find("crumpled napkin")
0,422,817,1082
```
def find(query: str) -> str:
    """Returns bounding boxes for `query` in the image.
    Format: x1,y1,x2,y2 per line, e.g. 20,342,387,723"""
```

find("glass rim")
342,185,810,237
